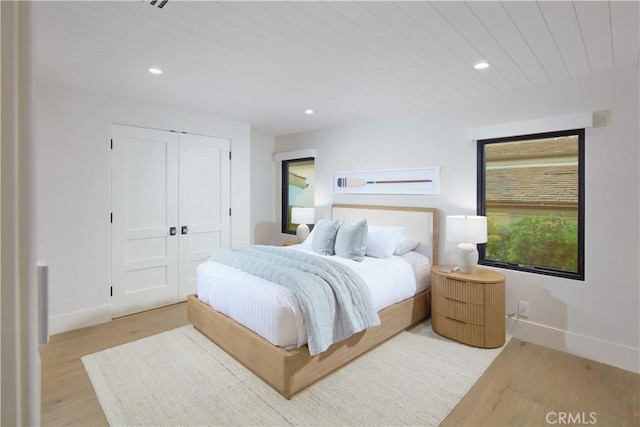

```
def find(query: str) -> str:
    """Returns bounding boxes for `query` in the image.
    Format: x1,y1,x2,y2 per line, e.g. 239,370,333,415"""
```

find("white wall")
276,66,640,373
250,133,276,245
37,86,251,334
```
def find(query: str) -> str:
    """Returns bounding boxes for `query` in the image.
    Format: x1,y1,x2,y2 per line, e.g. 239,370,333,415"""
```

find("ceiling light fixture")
474,61,490,70
304,109,314,115
148,67,163,75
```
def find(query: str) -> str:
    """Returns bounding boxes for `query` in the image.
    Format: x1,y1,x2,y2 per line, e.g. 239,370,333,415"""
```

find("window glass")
478,130,585,280
282,158,315,234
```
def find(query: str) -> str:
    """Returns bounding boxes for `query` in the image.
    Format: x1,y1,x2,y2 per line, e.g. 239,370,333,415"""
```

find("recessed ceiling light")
474,61,490,70
304,109,314,115
148,67,163,75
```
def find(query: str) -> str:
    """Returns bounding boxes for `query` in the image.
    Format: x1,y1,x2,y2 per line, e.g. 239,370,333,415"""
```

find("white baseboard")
507,317,640,374
49,304,112,335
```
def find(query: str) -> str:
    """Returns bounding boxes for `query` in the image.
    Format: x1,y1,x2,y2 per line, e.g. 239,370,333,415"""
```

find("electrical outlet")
518,301,530,318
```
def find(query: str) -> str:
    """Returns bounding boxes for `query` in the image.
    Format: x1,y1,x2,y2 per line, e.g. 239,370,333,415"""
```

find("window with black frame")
477,129,585,280
281,157,315,235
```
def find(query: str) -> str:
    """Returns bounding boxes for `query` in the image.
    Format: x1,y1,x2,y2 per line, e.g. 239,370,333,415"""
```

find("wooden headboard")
331,204,439,266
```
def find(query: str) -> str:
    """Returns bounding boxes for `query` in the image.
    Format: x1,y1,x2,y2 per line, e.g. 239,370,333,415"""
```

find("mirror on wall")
282,158,315,234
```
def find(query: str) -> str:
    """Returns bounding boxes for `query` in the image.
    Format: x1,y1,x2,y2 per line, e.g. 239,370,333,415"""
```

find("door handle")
169,227,177,236
181,225,189,235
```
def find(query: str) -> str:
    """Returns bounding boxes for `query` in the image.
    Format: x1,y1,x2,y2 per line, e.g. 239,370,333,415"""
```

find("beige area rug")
82,321,508,426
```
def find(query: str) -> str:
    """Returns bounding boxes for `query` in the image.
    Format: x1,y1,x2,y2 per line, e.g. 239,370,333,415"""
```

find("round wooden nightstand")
431,265,505,348
282,240,299,246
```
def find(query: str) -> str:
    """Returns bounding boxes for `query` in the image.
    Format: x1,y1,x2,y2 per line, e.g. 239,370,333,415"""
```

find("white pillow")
366,226,405,258
394,236,420,255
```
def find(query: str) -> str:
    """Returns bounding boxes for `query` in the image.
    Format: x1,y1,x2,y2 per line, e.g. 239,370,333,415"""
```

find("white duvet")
196,245,430,350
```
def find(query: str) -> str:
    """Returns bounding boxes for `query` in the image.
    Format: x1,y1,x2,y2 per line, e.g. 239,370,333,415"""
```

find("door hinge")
110,286,113,297
110,139,113,149
110,212,113,223
229,208,232,216
229,151,232,160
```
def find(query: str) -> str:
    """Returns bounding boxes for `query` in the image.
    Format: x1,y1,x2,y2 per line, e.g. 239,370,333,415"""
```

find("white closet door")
178,133,231,300
111,125,180,317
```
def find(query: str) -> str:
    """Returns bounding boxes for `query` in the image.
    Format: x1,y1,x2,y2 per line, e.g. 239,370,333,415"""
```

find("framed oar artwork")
332,167,440,194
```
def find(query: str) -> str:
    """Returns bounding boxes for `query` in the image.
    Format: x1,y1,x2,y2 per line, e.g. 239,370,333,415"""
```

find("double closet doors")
111,125,230,317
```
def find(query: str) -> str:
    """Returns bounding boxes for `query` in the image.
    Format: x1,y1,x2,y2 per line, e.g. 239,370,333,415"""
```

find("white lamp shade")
291,207,315,225
446,215,487,273
446,215,488,244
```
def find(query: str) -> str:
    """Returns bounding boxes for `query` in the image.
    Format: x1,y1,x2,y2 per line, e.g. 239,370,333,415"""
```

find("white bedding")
196,245,431,350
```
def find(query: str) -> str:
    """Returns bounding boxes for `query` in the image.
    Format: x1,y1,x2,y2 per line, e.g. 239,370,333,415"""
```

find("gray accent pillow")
311,219,341,255
334,220,368,262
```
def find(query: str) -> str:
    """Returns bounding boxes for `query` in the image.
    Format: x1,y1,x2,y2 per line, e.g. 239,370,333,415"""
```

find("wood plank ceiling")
35,1,639,136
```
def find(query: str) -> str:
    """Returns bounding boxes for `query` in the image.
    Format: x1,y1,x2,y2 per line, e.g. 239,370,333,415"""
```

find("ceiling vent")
149,0,168,9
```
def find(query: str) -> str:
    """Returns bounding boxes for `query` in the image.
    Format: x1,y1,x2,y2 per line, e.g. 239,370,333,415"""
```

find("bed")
187,204,440,398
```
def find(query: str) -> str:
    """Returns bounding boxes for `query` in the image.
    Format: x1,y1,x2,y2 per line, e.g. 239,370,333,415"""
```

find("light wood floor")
40,303,190,426
41,302,640,426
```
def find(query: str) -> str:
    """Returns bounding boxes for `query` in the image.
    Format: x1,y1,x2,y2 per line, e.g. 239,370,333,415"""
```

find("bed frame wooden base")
187,291,430,399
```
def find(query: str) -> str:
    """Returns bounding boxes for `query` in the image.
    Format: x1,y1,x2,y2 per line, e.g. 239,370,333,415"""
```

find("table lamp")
291,207,315,243
446,215,487,273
